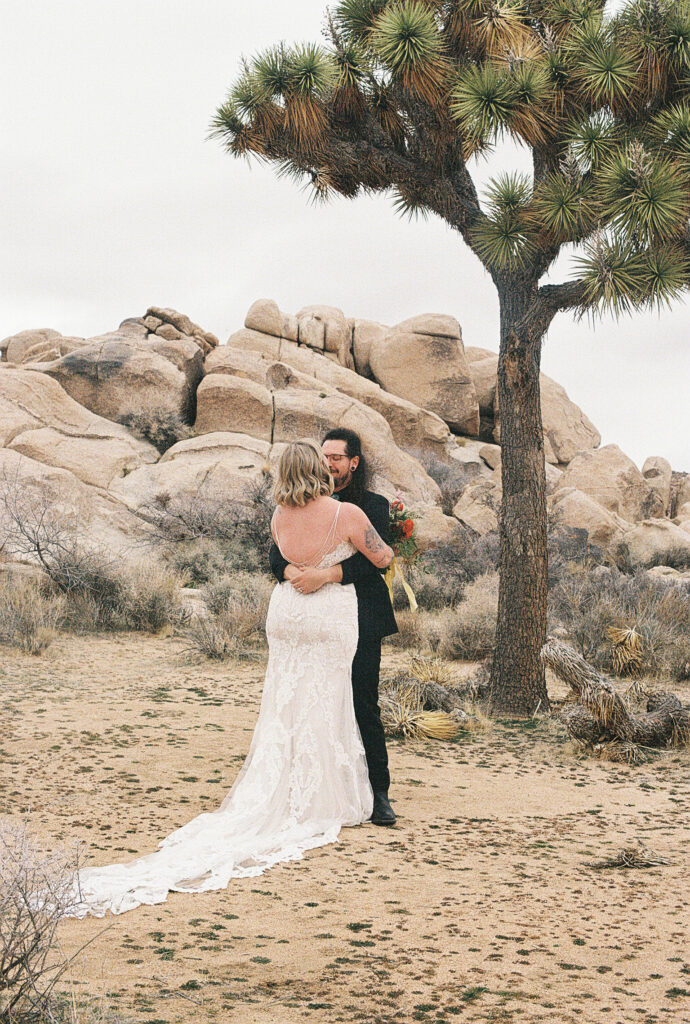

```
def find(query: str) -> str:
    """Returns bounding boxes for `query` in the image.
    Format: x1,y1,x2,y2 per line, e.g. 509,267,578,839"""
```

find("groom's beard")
332,471,353,492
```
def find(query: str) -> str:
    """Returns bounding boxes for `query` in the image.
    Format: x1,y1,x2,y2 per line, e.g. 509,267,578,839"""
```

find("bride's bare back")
272,496,392,570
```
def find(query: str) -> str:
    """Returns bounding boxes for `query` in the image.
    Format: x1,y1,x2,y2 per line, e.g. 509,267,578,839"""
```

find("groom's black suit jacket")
268,484,398,642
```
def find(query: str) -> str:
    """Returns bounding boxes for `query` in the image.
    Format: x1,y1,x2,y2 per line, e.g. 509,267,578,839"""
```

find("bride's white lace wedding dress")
67,528,373,918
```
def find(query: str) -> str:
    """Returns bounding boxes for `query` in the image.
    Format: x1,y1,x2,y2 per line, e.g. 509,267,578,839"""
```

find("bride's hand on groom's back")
287,565,342,594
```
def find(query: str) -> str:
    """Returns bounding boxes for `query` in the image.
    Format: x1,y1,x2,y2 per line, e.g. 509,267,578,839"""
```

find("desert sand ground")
1,632,689,1024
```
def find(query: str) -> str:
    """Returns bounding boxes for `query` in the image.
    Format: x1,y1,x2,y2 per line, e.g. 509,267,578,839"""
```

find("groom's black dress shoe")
371,791,396,826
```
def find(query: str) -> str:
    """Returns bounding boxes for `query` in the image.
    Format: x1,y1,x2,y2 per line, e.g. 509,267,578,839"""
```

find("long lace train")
67,542,373,917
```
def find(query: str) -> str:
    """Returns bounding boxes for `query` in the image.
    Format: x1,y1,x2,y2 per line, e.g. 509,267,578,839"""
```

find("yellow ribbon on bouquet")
384,556,418,612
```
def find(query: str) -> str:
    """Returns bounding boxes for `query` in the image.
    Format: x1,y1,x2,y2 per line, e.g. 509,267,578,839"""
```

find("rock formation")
0,299,687,574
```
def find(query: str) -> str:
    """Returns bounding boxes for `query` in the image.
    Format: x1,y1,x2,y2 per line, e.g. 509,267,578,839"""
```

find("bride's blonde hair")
273,439,334,508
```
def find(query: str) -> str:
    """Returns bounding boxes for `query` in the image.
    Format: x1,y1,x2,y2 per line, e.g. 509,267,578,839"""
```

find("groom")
268,428,398,826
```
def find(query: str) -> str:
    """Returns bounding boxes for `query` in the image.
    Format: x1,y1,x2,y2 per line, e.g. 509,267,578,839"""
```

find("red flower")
391,499,404,511
403,518,414,538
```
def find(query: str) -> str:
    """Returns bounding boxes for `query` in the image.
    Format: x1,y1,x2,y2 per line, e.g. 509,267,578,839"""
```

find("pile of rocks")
1,299,688,573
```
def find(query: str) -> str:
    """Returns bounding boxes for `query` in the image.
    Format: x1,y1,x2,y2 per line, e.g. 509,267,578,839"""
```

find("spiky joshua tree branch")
213,0,690,715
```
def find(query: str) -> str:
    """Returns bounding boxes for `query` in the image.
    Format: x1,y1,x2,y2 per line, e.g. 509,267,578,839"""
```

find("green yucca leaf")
471,210,536,268
484,171,532,213
333,40,369,87
333,0,389,43
472,0,530,55
596,145,690,244
532,172,595,241
568,110,621,170
285,43,336,96
391,185,430,220
574,235,648,316
451,62,514,139
574,34,640,109
507,61,555,144
546,0,606,36
208,100,263,158
642,243,690,308
252,45,292,101
667,4,690,68
370,1,448,103
230,74,265,120
544,48,572,92
649,102,690,153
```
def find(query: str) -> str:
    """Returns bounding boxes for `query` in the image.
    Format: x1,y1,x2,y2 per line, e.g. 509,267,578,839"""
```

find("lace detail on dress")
66,540,372,918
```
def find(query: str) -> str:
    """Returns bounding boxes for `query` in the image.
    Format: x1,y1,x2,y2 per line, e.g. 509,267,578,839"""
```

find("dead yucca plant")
585,840,670,870
407,653,453,687
607,625,644,676
591,740,651,765
380,684,460,741
414,710,461,740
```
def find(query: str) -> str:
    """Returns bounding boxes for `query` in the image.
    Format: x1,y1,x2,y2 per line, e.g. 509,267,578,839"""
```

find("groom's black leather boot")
371,791,396,826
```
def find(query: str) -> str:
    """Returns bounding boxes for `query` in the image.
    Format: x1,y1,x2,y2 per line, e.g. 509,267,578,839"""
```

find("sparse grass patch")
0,577,64,654
426,572,498,661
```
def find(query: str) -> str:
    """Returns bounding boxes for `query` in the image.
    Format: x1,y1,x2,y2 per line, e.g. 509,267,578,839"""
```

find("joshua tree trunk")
488,278,551,716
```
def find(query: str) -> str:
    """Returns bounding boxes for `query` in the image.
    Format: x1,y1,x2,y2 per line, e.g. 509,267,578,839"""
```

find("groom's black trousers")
351,638,390,794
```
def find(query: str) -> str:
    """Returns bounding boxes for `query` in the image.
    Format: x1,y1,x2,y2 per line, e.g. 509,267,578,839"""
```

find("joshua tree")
212,0,690,715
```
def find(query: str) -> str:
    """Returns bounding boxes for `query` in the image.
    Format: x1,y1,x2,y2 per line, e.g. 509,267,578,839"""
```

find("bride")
68,439,394,917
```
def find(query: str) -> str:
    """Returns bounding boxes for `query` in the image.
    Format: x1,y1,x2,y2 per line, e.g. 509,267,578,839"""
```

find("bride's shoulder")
338,501,366,522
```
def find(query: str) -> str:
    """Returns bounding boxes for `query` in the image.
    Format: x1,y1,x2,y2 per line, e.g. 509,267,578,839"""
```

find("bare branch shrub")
0,466,122,598
0,823,83,1021
0,579,65,655
140,474,275,582
0,467,183,634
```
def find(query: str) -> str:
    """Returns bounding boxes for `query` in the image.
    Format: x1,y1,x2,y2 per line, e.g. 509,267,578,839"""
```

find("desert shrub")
547,523,608,585
616,542,690,573
115,561,182,631
385,607,432,650
57,560,182,634
184,604,265,661
415,452,480,516
0,823,82,1021
144,475,275,575
163,535,263,585
0,577,64,655
120,409,194,454
426,572,498,661
201,570,273,624
549,566,690,681
183,570,273,661
400,531,500,612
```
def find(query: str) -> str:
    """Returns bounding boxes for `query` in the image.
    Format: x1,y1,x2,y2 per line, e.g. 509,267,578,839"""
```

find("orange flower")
403,518,414,538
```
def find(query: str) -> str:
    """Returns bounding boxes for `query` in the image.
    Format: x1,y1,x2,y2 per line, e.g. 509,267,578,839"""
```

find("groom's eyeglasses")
325,455,349,463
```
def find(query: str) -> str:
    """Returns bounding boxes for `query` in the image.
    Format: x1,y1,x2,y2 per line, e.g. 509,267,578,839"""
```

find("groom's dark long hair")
322,428,370,505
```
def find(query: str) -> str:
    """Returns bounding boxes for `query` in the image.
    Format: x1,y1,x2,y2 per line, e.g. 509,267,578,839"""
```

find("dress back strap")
273,503,341,568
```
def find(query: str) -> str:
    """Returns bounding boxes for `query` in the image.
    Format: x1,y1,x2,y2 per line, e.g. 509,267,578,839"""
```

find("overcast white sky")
3,1,688,470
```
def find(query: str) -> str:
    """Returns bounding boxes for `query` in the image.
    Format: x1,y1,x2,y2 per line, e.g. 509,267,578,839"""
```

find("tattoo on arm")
364,526,385,553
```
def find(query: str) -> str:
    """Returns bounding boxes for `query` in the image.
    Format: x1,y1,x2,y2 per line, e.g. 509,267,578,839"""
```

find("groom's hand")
288,565,342,593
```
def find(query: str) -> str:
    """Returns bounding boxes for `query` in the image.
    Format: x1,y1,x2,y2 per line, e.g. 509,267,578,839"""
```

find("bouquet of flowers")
386,498,418,611
389,498,418,562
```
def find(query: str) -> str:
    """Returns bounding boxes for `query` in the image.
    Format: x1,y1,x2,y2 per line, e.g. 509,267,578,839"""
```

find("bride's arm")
343,503,394,569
